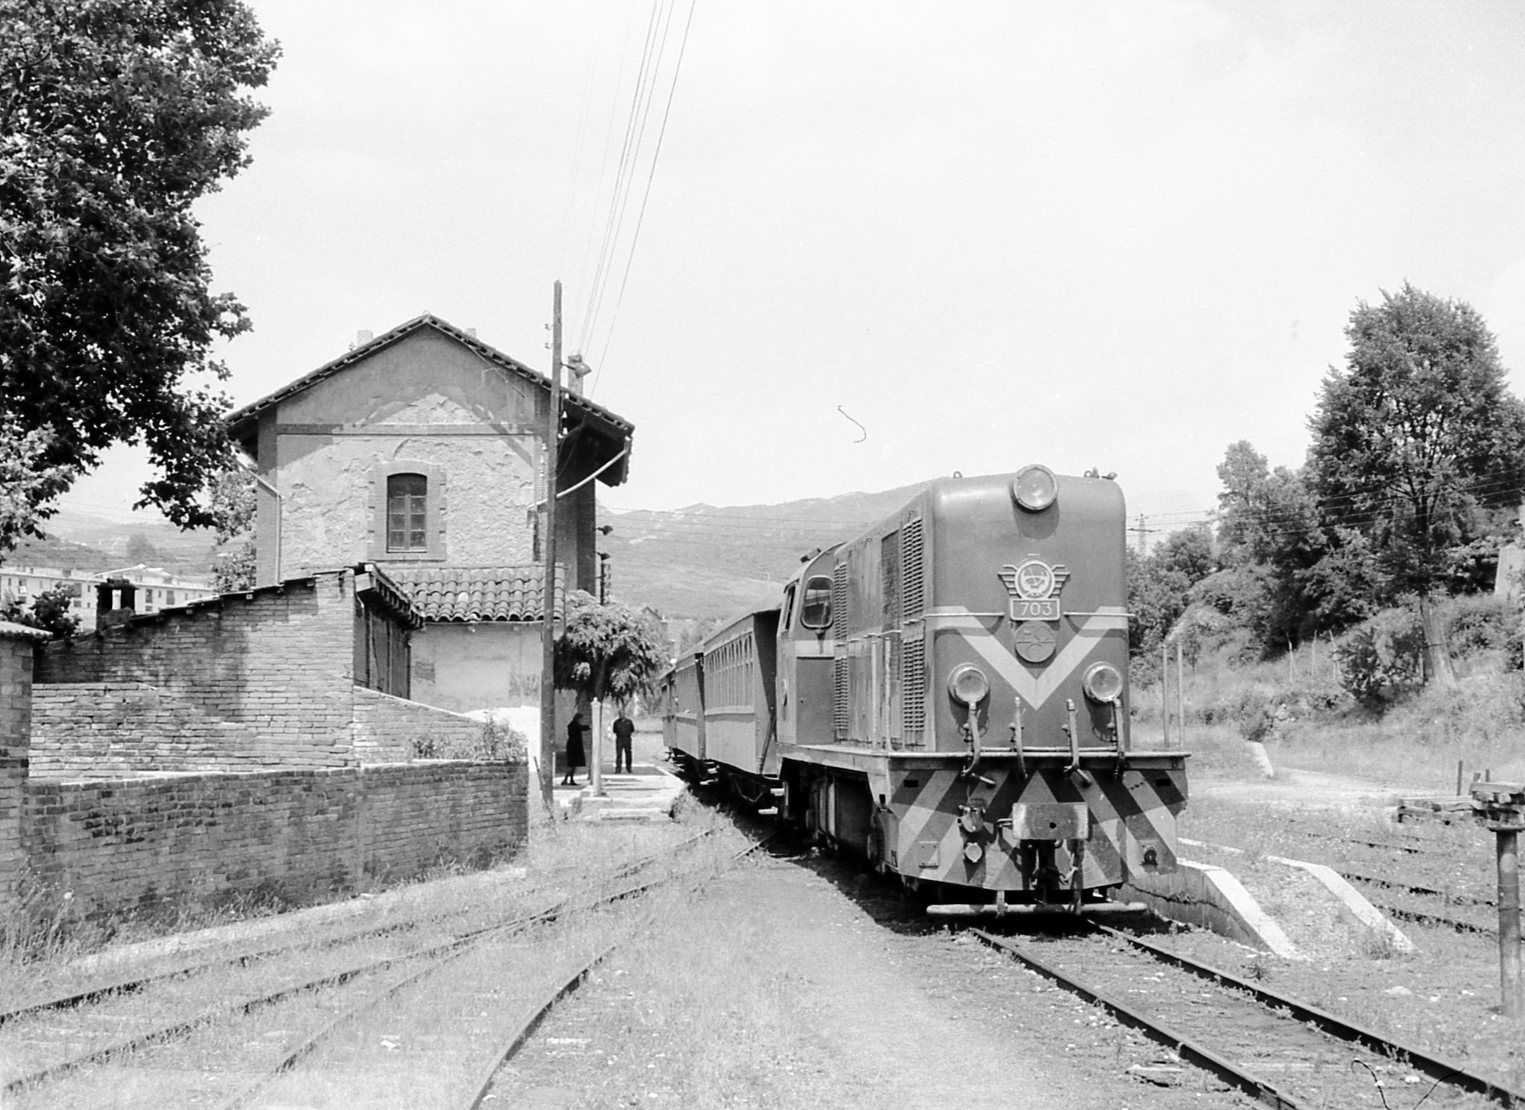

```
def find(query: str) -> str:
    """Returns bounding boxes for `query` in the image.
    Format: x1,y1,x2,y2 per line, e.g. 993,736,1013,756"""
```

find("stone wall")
23,762,528,920
35,575,357,770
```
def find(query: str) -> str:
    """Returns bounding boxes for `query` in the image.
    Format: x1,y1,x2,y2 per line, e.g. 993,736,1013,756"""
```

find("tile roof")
225,314,633,483
387,566,559,622
0,619,52,641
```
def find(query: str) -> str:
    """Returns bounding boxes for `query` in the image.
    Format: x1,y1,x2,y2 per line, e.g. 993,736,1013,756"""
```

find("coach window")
800,575,833,630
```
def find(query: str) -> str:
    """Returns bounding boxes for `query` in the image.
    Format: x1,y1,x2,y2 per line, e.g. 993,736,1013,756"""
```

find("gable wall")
256,330,548,584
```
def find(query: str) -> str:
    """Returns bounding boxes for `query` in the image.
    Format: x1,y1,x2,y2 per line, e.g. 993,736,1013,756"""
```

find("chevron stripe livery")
886,762,1186,891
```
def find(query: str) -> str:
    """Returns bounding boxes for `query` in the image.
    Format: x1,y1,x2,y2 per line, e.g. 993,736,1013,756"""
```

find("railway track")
973,922,1522,1109
2,827,751,1108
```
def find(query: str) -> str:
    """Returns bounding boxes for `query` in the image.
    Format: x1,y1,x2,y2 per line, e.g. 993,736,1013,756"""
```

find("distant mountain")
601,481,932,620
7,508,217,578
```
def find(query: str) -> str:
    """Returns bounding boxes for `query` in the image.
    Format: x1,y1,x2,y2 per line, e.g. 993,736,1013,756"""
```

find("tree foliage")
1308,284,1525,683
1206,441,1369,651
1,582,79,637
0,0,279,546
208,465,255,592
553,591,669,706
1127,525,1215,655
0,421,79,553
1308,284,1525,596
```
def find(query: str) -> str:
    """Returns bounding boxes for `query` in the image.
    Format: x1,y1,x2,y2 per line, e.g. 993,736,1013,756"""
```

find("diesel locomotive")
660,465,1187,908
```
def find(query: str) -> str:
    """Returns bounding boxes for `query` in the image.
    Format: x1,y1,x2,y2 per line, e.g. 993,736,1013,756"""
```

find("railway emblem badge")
999,559,1068,661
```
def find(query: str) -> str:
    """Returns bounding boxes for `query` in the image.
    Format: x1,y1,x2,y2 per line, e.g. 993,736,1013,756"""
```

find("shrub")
1334,607,1425,707
1444,593,1517,661
410,718,528,761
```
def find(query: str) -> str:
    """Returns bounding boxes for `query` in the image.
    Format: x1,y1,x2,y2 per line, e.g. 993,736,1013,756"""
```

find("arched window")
387,473,428,552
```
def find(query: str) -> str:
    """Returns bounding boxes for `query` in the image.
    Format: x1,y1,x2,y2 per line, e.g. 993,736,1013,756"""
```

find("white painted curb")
1266,854,1415,953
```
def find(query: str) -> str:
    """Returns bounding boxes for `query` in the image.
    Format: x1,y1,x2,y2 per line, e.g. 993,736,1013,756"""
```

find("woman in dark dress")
563,712,588,785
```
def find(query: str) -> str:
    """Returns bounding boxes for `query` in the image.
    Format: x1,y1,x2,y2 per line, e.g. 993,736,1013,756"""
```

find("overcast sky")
59,1,1525,531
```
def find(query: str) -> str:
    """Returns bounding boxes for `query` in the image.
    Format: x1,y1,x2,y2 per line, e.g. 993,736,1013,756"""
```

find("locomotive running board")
925,901,1149,919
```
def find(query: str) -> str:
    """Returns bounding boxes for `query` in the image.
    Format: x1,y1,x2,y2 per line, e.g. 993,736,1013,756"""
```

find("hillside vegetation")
1135,594,1525,791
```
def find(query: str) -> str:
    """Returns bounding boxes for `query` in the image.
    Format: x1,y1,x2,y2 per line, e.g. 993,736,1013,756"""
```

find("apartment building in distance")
0,565,218,633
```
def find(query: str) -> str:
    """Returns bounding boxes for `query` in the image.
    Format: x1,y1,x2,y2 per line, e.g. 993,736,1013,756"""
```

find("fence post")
1160,641,1170,748
1175,640,1185,748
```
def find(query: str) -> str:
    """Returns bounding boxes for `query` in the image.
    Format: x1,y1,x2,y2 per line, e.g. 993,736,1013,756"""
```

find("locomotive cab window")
780,583,797,632
799,575,832,629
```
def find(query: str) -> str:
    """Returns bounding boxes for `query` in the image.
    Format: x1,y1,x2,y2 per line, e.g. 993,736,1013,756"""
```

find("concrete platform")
1123,859,1303,958
553,760,685,822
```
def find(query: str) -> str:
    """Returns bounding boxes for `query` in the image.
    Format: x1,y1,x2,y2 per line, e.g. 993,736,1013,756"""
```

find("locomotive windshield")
799,575,832,629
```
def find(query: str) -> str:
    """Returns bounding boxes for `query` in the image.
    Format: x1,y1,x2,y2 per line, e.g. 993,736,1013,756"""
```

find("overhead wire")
568,0,698,391
579,0,667,354
592,0,698,390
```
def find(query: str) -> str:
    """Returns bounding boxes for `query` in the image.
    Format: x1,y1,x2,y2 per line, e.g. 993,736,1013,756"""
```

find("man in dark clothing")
612,709,635,774
563,712,587,785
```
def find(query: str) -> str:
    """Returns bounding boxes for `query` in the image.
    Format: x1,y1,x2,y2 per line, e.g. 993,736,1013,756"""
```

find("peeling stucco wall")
409,622,543,712
254,330,547,584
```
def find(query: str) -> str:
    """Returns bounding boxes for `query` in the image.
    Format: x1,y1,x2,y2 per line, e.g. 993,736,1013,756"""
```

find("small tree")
554,590,668,708
553,590,668,794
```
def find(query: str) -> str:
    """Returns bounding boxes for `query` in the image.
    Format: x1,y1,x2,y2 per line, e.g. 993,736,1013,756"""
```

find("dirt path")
1192,761,1430,812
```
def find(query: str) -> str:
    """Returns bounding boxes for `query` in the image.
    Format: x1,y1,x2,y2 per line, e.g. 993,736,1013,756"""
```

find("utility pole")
539,281,562,813
1128,513,1157,555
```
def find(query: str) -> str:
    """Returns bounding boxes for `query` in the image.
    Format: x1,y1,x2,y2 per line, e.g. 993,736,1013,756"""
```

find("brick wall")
352,686,491,763
30,682,307,776
2,626,47,898
358,761,529,883
24,762,528,920
35,575,357,770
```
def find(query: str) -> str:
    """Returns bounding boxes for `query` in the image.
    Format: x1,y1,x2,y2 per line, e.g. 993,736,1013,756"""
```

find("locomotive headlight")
947,663,990,707
1082,662,1125,704
1011,464,1058,512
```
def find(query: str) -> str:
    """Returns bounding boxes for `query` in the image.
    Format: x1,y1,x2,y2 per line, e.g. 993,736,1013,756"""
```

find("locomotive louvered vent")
901,518,925,620
902,634,925,740
833,655,849,738
832,562,847,639
881,531,900,626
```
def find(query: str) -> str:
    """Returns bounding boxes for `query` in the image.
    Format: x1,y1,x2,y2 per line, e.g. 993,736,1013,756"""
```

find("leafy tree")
1127,525,1216,656
0,0,279,548
1208,441,1379,654
0,422,79,554
554,591,669,706
208,466,256,592
1307,284,1525,685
